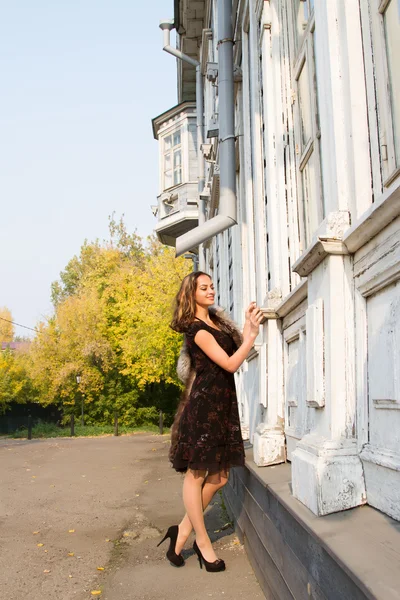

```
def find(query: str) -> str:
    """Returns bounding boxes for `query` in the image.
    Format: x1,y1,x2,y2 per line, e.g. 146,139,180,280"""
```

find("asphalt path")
0,434,263,600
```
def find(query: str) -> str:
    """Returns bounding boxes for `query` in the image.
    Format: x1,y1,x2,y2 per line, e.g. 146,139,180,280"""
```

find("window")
381,0,400,173
369,0,400,185
163,129,182,190
291,1,323,248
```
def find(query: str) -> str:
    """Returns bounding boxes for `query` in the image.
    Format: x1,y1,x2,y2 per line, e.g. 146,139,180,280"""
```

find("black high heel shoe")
193,540,226,572
157,525,185,567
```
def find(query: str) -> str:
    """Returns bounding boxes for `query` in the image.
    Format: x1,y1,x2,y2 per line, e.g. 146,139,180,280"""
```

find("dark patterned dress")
172,317,245,474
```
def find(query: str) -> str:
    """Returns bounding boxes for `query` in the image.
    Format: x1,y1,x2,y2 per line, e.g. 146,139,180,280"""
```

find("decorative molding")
292,237,349,277
151,101,196,140
343,179,400,253
360,443,400,472
291,211,351,276
354,225,400,297
306,299,325,408
373,399,400,410
201,143,214,160
262,280,308,320
206,61,218,83
200,29,213,75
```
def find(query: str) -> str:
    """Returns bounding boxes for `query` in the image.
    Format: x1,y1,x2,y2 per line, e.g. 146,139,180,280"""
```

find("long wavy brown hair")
170,271,219,333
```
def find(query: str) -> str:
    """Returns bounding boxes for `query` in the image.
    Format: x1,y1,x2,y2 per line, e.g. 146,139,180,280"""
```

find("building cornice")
151,101,196,139
292,237,349,278
343,179,400,254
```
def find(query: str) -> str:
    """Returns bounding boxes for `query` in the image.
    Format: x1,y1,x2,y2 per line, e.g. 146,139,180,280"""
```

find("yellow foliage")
0,307,14,343
28,228,191,421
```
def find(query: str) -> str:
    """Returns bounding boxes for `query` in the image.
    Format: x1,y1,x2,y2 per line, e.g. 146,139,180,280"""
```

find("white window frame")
163,128,182,191
369,0,400,187
289,1,323,250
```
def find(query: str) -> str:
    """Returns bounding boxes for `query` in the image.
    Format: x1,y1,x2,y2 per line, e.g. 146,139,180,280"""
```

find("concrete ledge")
223,451,400,600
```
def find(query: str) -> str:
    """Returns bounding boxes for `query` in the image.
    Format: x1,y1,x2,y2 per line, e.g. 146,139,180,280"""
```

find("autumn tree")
0,347,36,413
30,217,192,426
0,307,14,343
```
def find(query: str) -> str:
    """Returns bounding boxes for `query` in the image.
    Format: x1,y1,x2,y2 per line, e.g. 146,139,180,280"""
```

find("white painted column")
252,0,287,467
290,0,370,515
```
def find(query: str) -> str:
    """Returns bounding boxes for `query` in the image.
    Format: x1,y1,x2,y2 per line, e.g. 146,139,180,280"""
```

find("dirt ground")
0,434,263,600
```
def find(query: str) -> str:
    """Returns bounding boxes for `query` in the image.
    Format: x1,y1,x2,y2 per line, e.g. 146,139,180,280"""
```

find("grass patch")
10,422,170,439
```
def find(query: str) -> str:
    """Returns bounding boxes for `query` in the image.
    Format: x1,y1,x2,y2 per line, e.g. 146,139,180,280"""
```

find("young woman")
157,271,263,572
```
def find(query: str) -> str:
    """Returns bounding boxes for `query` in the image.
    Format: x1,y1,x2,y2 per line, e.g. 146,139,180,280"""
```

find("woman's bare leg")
175,469,229,557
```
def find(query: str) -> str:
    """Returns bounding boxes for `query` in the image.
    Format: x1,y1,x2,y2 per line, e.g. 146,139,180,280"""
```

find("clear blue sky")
0,0,177,335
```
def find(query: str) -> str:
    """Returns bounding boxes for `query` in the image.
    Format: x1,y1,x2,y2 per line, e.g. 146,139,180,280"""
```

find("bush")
10,421,169,439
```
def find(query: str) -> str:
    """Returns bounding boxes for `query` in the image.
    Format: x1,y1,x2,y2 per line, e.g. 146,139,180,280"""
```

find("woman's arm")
194,306,264,373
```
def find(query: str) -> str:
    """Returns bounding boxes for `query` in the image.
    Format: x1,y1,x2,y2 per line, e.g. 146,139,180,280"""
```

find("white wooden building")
152,1,400,596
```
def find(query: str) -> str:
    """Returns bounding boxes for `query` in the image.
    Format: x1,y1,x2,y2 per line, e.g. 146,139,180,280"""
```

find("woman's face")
194,275,215,308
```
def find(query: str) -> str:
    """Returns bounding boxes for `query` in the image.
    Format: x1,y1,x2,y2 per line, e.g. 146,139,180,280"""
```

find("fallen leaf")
32,476,36,478
43,569,51,574
213,529,221,533
91,592,102,596
37,543,44,547
123,530,138,538
68,552,74,556
144,480,148,484
135,494,140,497
68,529,75,533
97,567,105,571
68,575,73,578
105,539,111,542
44,550,48,553
151,448,156,451
32,531,40,535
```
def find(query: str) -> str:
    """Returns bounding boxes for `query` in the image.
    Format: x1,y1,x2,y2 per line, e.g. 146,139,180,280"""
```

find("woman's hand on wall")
246,305,264,339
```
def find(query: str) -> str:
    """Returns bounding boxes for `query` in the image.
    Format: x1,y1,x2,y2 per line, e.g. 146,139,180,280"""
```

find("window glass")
173,168,182,186
164,170,172,189
173,130,181,147
164,135,171,151
174,150,181,167
173,149,182,185
298,61,312,147
383,0,400,164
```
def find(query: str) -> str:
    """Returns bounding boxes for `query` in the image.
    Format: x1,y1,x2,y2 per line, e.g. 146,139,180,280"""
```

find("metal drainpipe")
173,0,237,258
159,20,206,271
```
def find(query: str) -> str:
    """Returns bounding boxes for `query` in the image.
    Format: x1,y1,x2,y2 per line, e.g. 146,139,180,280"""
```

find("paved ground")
0,434,264,600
